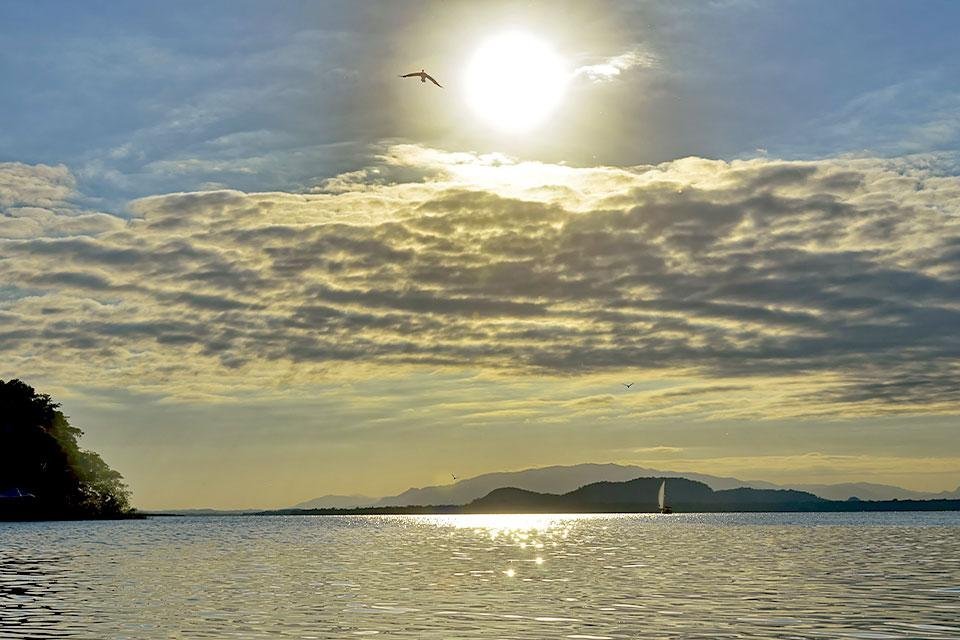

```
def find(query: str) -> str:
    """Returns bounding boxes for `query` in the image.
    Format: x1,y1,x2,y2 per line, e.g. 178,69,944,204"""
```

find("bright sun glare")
464,31,568,134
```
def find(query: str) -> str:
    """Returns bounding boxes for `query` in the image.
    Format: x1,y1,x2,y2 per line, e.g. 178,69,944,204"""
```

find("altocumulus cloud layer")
2,146,959,417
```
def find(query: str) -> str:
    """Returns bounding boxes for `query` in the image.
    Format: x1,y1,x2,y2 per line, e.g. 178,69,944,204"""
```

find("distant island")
288,462,960,510
255,477,960,516
0,379,137,520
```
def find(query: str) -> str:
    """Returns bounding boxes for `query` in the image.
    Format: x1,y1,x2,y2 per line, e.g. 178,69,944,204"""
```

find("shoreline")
135,499,960,518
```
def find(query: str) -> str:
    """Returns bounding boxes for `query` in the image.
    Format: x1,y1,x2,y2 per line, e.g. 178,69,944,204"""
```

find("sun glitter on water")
464,31,568,133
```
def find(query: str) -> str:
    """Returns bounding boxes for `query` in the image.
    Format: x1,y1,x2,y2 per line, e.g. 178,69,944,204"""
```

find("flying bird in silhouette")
400,69,443,87
622,383,634,389
451,473,458,481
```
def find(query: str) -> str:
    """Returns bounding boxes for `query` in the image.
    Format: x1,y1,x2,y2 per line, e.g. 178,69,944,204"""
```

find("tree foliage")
0,379,132,518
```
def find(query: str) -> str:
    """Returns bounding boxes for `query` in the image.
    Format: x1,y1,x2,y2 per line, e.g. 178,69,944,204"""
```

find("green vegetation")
0,379,133,519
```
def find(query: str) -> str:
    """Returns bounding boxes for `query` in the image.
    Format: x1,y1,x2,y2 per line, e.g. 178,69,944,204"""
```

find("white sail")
658,480,665,510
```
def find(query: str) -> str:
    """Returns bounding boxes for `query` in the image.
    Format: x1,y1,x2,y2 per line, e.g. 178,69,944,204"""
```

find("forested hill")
0,379,135,520
468,477,827,512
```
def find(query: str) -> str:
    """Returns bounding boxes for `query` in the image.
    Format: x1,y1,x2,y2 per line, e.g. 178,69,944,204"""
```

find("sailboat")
658,479,672,514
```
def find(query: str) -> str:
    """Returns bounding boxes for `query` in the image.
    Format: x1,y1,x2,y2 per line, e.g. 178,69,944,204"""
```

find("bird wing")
400,72,421,78
424,73,443,87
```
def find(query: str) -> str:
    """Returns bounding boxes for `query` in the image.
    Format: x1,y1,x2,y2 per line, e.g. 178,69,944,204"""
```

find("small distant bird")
400,69,443,88
451,473,458,481
622,383,634,389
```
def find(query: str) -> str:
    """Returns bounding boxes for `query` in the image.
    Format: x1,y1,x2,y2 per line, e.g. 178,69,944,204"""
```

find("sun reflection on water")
3,514,959,639
410,513,603,534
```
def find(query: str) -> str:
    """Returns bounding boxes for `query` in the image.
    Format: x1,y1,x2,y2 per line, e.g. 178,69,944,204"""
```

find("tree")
0,379,132,518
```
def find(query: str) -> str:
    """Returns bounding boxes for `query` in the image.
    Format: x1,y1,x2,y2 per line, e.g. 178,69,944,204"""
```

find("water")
1,512,959,639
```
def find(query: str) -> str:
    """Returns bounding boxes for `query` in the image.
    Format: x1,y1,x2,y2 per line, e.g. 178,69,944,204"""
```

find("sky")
2,0,959,509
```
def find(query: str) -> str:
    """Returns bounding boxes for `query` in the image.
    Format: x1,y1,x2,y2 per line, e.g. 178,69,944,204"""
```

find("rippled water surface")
2,513,959,639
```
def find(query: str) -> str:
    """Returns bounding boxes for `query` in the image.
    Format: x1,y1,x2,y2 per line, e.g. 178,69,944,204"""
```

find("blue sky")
3,1,958,207
1,1,959,508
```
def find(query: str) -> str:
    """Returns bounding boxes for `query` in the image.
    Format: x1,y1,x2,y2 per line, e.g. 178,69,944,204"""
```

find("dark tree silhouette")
0,379,132,519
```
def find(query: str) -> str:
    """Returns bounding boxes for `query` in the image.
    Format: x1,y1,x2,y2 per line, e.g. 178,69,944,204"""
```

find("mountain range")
291,463,960,509
265,476,960,516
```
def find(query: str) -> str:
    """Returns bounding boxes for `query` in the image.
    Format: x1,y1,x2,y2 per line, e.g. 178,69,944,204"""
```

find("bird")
622,383,634,389
400,69,443,88
451,473,458,481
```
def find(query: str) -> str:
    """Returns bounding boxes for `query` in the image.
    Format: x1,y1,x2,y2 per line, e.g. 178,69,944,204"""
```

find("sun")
464,31,568,134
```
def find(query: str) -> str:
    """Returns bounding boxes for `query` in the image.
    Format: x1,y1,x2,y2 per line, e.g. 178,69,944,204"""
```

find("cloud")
1,149,959,419
0,162,75,208
631,446,684,455
0,162,124,239
573,48,658,82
